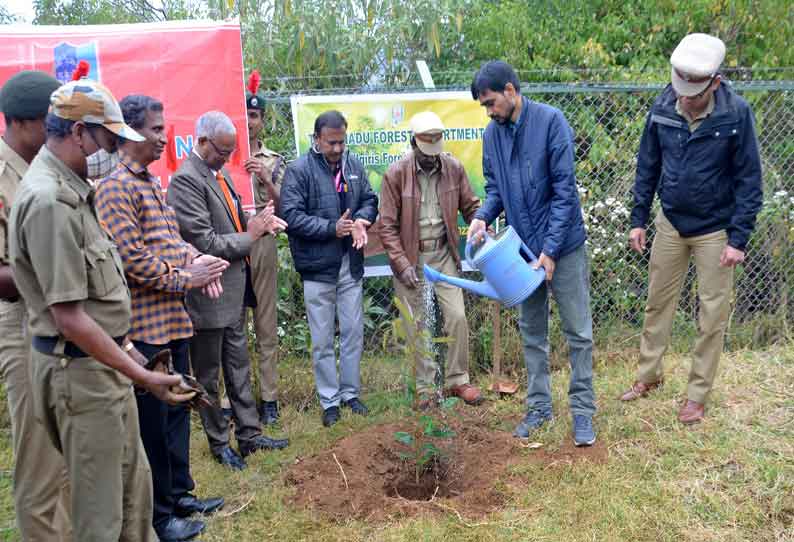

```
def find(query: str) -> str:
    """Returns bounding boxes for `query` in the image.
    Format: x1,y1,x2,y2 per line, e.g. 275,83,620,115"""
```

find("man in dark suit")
167,111,288,470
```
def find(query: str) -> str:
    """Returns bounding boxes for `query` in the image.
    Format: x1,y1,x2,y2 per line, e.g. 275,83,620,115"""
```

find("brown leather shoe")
446,384,484,406
619,380,663,401
678,400,705,425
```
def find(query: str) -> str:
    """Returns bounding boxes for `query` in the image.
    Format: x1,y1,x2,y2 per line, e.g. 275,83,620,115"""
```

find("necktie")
216,171,243,233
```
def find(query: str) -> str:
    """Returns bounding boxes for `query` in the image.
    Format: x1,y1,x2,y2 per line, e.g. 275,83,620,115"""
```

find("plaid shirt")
95,151,200,344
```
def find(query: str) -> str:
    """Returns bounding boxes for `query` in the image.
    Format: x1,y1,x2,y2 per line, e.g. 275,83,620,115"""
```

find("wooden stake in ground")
489,301,518,395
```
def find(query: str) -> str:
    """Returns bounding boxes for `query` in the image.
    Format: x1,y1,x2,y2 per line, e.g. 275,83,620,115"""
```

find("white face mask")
86,148,120,180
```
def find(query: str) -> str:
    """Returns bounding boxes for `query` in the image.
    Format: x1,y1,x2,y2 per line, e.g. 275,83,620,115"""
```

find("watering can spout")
423,265,501,301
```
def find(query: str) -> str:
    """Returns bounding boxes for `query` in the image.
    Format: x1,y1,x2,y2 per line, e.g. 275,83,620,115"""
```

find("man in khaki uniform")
622,34,763,424
379,111,483,408
0,70,71,541
244,75,285,424
9,78,193,541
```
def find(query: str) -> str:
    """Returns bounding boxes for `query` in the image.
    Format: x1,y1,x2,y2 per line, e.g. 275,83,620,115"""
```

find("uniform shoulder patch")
55,181,81,208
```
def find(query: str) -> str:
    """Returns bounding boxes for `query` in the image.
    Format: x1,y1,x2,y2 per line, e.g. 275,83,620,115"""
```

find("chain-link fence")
266,77,794,378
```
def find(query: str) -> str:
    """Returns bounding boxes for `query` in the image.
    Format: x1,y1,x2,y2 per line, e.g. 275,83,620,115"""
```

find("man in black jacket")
620,34,763,424
280,111,378,427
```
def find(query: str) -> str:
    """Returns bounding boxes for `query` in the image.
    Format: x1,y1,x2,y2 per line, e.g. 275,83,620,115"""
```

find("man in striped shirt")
95,95,227,542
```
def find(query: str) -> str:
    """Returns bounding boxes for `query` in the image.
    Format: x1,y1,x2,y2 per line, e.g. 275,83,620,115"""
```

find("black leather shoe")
342,397,368,416
259,400,280,425
212,446,246,471
174,494,225,517
239,434,289,457
156,516,205,542
322,405,340,427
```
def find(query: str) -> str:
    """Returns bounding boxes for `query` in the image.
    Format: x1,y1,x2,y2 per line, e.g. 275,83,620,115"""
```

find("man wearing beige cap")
622,33,763,424
379,111,483,408
9,79,195,540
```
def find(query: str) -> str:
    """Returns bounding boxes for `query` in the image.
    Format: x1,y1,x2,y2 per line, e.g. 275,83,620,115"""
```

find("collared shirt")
10,145,131,338
94,150,199,344
0,138,28,265
251,142,285,213
676,94,715,132
194,147,239,214
415,158,445,240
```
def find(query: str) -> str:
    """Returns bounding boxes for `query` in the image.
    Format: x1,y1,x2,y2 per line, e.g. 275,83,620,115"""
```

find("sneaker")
513,409,553,439
322,406,340,427
572,414,596,446
341,397,368,416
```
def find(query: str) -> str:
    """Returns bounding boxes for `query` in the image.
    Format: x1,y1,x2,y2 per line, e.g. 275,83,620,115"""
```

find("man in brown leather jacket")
379,111,482,407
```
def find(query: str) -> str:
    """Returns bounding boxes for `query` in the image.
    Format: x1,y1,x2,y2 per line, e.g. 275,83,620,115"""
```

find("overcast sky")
3,0,36,22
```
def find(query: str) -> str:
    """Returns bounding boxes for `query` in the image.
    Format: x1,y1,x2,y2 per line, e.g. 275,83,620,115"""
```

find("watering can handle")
519,239,538,264
465,231,490,269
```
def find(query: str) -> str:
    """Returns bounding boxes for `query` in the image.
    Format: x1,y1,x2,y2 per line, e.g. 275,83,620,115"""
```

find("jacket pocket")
692,125,739,173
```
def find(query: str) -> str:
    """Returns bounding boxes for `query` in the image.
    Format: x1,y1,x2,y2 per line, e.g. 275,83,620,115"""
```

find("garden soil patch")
285,407,608,521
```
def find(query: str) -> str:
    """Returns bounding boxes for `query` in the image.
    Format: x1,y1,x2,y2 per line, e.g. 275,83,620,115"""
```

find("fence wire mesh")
265,80,794,380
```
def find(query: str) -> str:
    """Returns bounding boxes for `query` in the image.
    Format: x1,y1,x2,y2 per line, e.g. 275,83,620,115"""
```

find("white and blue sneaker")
513,409,553,439
572,414,596,446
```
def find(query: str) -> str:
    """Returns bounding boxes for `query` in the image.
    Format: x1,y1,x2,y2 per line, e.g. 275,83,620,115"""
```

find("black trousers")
134,338,195,530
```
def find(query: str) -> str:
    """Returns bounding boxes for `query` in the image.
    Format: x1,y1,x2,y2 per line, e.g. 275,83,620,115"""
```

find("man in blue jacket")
469,61,596,446
620,34,763,425
280,110,378,427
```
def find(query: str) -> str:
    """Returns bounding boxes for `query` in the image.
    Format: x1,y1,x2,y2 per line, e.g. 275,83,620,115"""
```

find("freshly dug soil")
285,407,608,521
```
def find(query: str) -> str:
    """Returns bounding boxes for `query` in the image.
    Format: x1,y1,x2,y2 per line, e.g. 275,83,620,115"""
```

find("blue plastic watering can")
423,226,546,308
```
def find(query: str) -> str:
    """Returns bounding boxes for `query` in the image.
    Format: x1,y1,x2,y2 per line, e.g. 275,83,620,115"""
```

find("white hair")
195,111,236,139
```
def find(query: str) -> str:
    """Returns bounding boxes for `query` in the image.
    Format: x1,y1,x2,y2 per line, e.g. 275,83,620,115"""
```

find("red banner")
0,21,254,208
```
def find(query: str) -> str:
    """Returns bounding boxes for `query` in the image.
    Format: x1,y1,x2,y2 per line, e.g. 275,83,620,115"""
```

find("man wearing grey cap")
622,33,763,424
0,70,72,541
379,111,483,408
9,78,195,540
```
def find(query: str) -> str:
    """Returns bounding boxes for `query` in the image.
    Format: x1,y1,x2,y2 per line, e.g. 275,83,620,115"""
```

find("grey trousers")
303,255,364,410
190,310,261,454
518,244,596,417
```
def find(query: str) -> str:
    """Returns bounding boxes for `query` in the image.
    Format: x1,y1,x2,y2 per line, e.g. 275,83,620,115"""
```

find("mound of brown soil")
285,407,608,522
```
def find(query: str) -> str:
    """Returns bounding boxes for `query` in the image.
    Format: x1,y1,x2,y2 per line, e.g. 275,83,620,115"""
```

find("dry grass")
0,346,793,541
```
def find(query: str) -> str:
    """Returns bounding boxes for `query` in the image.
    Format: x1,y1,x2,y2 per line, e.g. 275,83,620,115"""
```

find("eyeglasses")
208,138,235,159
415,132,443,144
678,73,717,100
85,124,117,154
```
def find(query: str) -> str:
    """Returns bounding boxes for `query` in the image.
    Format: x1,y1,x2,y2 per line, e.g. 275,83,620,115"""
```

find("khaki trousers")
250,234,279,402
0,300,71,542
637,212,733,404
393,246,470,393
31,350,156,542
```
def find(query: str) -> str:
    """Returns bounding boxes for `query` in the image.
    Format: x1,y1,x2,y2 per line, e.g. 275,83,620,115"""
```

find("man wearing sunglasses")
622,33,763,424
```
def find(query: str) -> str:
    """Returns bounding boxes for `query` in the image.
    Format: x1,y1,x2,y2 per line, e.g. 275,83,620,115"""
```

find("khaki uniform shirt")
416,160,446,241
0,138,29,266
251,144,285,213
9,146,131,338
676,94,715,132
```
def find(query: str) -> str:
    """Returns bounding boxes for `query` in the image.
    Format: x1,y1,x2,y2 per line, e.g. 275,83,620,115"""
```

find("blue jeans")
518,244,596,416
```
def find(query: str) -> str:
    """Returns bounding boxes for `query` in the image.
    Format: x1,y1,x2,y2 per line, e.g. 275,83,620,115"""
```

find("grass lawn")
0,345,792,541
